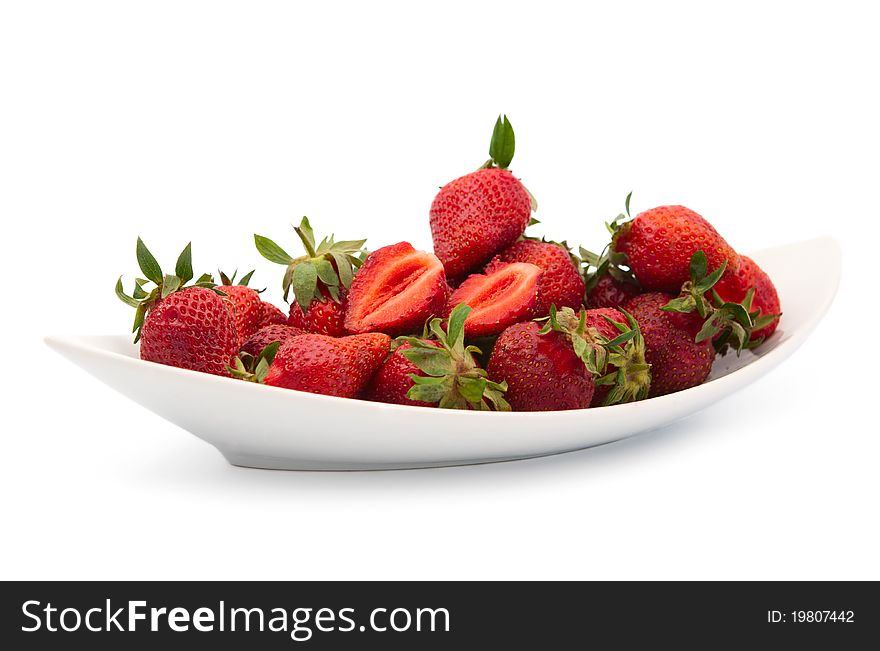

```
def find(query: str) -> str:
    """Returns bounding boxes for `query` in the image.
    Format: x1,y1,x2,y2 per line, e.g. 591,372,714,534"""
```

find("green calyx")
115,238,220,343
539,305,651,405
581,192,640,295
218,268,258,289
480,114,537,211
484,114,516,170
661,251,773,355
398,304,510,411
226,341,281,383
254,217,367,310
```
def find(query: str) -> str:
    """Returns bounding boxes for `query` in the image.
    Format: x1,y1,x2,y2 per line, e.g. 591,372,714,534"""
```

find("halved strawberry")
345,242,447,336
446,262,541,337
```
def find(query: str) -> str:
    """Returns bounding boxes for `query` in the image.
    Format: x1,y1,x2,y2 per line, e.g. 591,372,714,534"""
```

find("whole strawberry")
116,240,238,376
430,115,535,280
364,305,509,410
586,274,641,309
345,242,447,336
623,292,714,397
264,333,390,398
364,341,439,407
258,301,288,327
584,308,651,407
610,195,738,293
289,293,348,337
486,239,584,316
255,217,367,337
487,321,595,411
240,324,306,358
217,270,263,345
713,255,781,341
446,262,542,337
660,250,773,354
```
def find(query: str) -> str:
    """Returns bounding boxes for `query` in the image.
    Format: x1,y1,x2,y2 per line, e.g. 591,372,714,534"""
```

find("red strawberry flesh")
345,242,447,336
448,262,541,337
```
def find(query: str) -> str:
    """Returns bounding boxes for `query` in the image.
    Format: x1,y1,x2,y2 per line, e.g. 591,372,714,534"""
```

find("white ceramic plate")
46,237,839,470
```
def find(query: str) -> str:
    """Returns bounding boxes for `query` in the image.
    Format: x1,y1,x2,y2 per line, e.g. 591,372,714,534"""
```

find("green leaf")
257,340,281,366
458,376,488,404
696,259,728,293
333,239,368,253
174,242,193,283
132,302,147,342
696,313,723,343
294,217,317,257
488,114,515,169
605,329,637,347
402,347,451,377
314,258,338,286
330,252,353,288
661,296,696,313
291,262,318,310
689,250,708,283
254,234,294,265
238,270,255,286
446,304,471,349
624,191,632,218
136,237,163,285
132,279,149,300
407,379,449,404
115,277,140,308
160,274,181,298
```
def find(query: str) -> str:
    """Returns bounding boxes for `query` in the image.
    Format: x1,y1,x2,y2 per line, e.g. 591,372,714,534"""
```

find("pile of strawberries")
116,116,781,412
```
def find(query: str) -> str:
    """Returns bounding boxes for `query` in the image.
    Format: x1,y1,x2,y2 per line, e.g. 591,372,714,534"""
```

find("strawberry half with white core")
345,242,447,336
430,115,536,280
446,262,542,337
383,304,510,410
254,217,367,336
486,239,585,316
540,305,651,406
115,239,238,376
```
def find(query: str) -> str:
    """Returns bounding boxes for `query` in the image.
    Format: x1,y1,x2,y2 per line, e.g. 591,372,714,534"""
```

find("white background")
1,1,878,580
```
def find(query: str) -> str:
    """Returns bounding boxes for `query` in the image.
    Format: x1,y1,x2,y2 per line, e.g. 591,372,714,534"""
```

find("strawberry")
255,217,367,336
240,324,306,358
115,239,238,376
345,242,447,336
487,305,650,411
660,251,772,354
622,292,714,397
487,321,595,411
364,305,509,410
485,239,584,316
217,270,263,345
263,333,391,398
289,293,349,337
364,341,439,407
585,274,641,309
258,301,288,327
584,308,651,407
608,194,739,292
446,262,542,337
430,115,535,280
713,255,781,341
